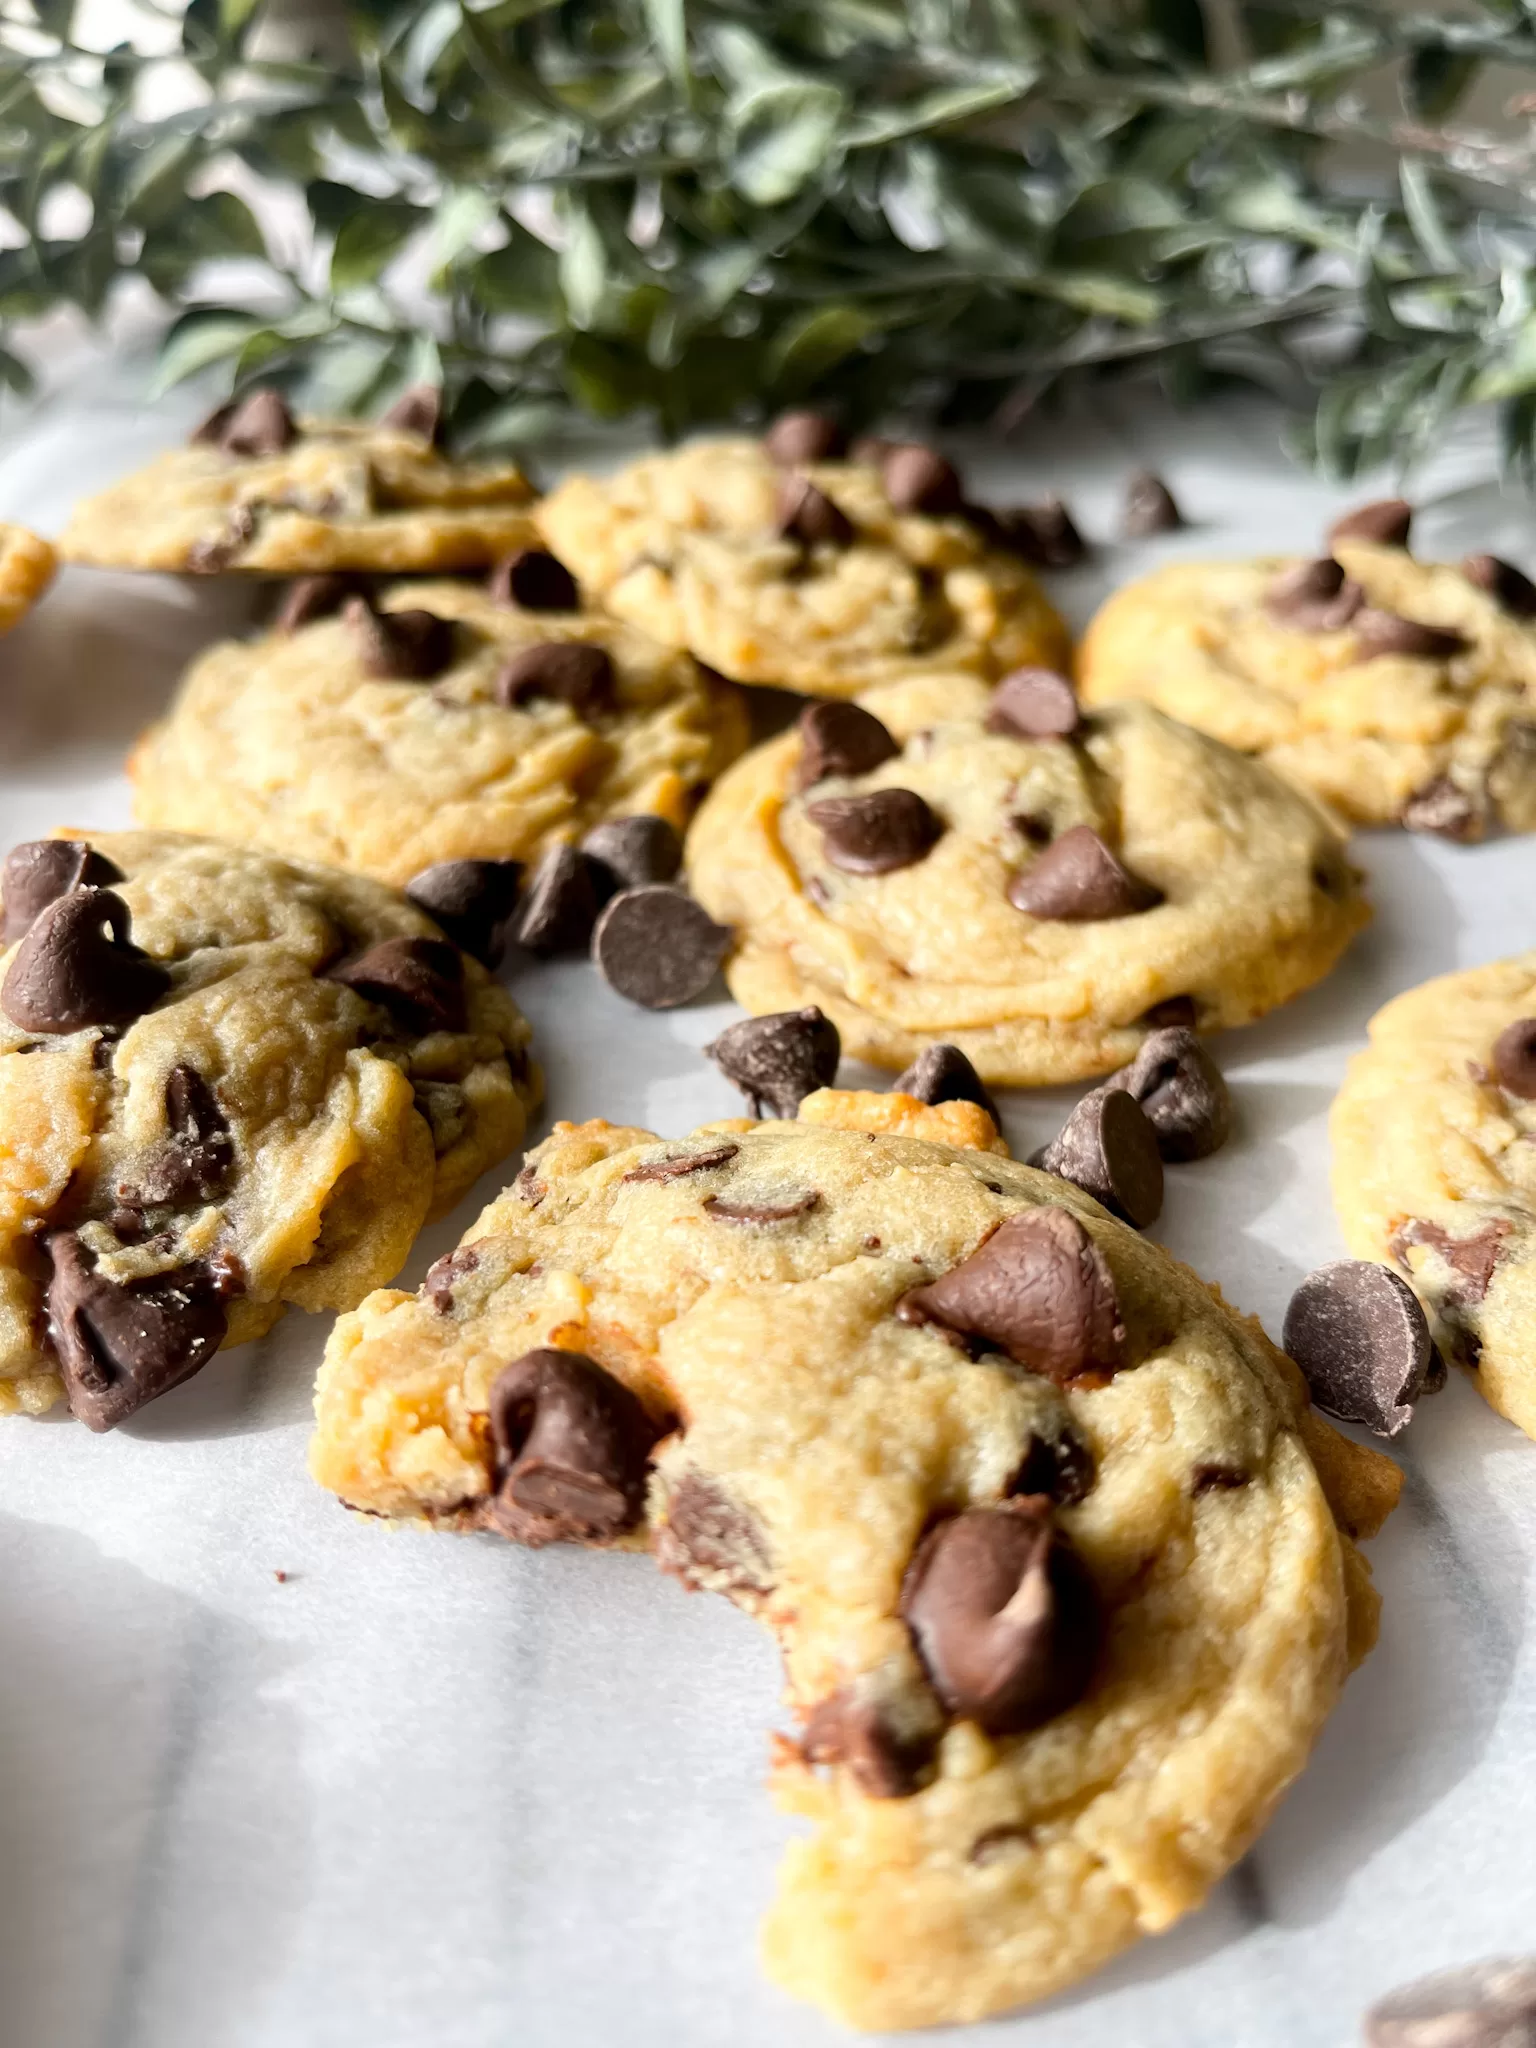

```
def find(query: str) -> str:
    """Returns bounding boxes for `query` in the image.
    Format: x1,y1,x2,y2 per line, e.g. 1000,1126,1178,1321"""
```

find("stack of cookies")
3,384,1532,2033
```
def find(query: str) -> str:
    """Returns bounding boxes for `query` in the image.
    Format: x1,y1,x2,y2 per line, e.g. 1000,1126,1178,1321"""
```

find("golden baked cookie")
1331,951,1536,1440
683,673,1369,1087
535,435,1069,696
1077,539,1536,836
60,387,537,575
129,576,749,885
311,1113,1394,2031
0,523,56,633
0,830,538,1425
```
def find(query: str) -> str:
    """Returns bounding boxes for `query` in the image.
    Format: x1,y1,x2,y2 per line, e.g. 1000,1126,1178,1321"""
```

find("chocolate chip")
1106,1026,1231,1163
514,845,600,956
346,598,455,681
580,816,683,897
985,666,1081,741
119,1065,234,1207
44,1231,229,1431
969,1825,1035,1864
1121,471,1182,537
1031,1088,1163,1228
404,859,523,966
805,789,943,875
1493,1018,1536,1097
1266,558,1364,631
706,1007,840,1117
624,1141,740,1183
776,475,854,548
591,886,731,1009
1193,1463,1250,1493
1282,1260,1434,1437
990,498,1087,569
2,839,124,946
1353,608,1467,660
1463,553,1536,617
794,701,900,788
1328,497,1413,549
485,1348,657,1545
490,547,579,612
900,1500,1101,1735
896,1207,1126,1384
703,1192,821,1224
1008,1427,1095,1505
657,1471,773,1597
423,1244,479,1313
1364,1957,1536,2048
274,573,369,632
802,1692,924,1799
881,443,964,516
1008,825,1161,921
1,889,169,1036
380,383,443,443
493,641,615,717
185,506,257,573
764,410,847,465
328,935,467,1034
203,386,296,458
892,1043,1000,1127
1401,774,1483,841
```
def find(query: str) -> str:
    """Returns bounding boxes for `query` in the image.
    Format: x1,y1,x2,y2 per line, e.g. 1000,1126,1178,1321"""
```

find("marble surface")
1,378,1534,2048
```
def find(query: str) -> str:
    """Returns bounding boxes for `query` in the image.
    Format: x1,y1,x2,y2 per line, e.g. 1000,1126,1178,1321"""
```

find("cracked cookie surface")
311,1112,1394,2030
0,523,56,633
0,830,538,1423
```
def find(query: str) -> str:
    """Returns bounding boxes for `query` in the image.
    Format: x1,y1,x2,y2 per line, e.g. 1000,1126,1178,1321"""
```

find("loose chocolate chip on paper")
274,573,368,633
1328,497,1413,549
985,666,1081,741
580,816,683,897
208,386,296,458
1121,470,1183,537
657,1470,774,1597
2,839,124,946
405,859,524,966
1493,1018,1536,1097
1266,557,1364,631
1008,824,1161,922
346,597,455,681
2,889,169,1035
806,789,944,875
897,1207,1126,1384
1107,1025,1231,1163
1353,608,1467,661
514,845,600,956
380,383,443,443
591,885,731,1008
776,475,855,548
45,1231,229,1431
893,1043,1000,1127
901,1500,1102,1736
991,497,1087,569
1463,553,1536,618
1401,774,1483,842
1282,1259,1434,1437
494,640,615,717
794,700,900,788
485,1348,658,1545
490,546,580,613
802,1691,925,1800
704,1191,822,1224
764,410,848,465
1363,1956,1536,2048
624,1142,740,1184
882,443,964,516
706,1007,840,1118
329,935,467,1034
1032,1087,1163,1228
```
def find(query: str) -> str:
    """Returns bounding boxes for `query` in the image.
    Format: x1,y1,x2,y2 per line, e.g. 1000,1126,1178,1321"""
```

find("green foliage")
6,0,1536,475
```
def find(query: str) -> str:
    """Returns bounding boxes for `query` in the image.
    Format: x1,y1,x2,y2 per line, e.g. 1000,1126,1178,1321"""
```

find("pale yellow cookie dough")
0,522,56,633
535,437,1069,696
0,830,538,1420
1078,543,1536,832
1332,952,1536,1440
129,580,750,884
684,673,1369,1087
311,1114,1392,2031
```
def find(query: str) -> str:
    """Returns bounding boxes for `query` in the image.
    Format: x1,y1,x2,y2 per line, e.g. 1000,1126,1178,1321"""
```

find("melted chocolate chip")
794,701,900,789
802,1691,925,1799
485,1348,657,1544
1328,497,1413,549
423,1244,479,1313
706,1007,840,1118
2,890,169,1036
1106,1026,1231,1163
1463,553,1536,617
274,573,369,632
900,1500,1102,1736
1401,775,1483,841
1364,1957,1536,2048
1493,1018,1536,1097
805,789,943,875
45,1231,229,1430
580,816,683,897
985,667,1081,741
119,1065,234,1208
591,886,731,1009
1266,558,1364,632
703,1191,821,1225
405,859,524,966
346,598,455,681
328,935,467,1034
892,1043,1000,1127
200,386,295,458
1282,1260,1434,1437
657,1471,773,1596
1394,1218,1510,1308
1008,1427,1095,1506
490,547,579,612
1121,471,1182,537
2,839,124,946
764,410,847,465
881,443,964,516
1008,825,1161,922
624,1142,740,1183
493,641,615,717
777,475,854,548
1032,1088,1163,1228
186,506,257,573
380,383,443,442
1353,609,1467,661
514,845,600,956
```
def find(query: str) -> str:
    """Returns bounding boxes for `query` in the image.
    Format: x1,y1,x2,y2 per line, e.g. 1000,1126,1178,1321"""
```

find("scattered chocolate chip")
493,640,615,717
404,859,523,966
202,386,296,458
590,885,731,1009
805,789,943,875
1393,1218,1511,1308
513,844,599,956
969,1824,1035,1864
896,1207,1126,1384
892,1043,1000,1127
1193,1463,1251,1493
274,573,368,633
490,547,579,612
423,1244,479,1314
1031,1088,1163,1228
704,1192,821,1224
1008,825,1161,922
1353,609,1467,661
1,889,169,1036
990,498,1087,569
2,839,124,946
1490,1017,1536,1097
706,1007,840,1118
1266,558,1364,632
1363,1956,1536,2048
764,409,848,465
119,1065,234,1207
624,1141,740,1183
380,383,443,443
328,935,467,1034
485,1348,657,1544
657,1471,773,1596
901,1500,1101,1736
346,597,455,681
1121,471,1183,537
1282,1260,1434,1438
794,701,900,789
580,816,683,898
1401,774,1483,841
1008,1427,1095,1506
985,667,1081,741
776,474,854,548
1106,1026,1231,1163
44,1231,229,1431
802,1692,924,1799
1328,497,1413,549
882,443,964,516
1463,553,1536,618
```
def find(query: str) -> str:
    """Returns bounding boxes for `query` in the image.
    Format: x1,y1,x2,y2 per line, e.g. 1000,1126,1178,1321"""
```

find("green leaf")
0,344,35,396
473,229,561,314
643,0,690,89
1399,158,1458,272
558,201,608,328
151,313,261,394
331,202,425,288
768,304,875,388
1145,0,1208,65
177,191,268,262
729,79,846,205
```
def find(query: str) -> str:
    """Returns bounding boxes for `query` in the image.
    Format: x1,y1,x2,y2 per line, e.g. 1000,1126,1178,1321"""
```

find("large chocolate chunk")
1266,558,1363,632
490,547,579,613
1032,1088,1163,1228
405,859,524,966
197,386,296,458
624,1142,740,1183
777,475,854,548
706,1006,840,1118
580,816,682,897
794,701,900,789
1282,1260,1434,1437
1353,609,1466,661
514,845,601,956
2,839,124,946
1401,774,1483,842
274,573,369,633
485,1348,657,1544
380,383,443,443
892,1044,1000,1128
2,889,169,1035
1106,1025,1231,1162
328,935,467,1034
764,410,847,465
881,444,964,516
45,1231,229,1430
656,1471,773,1596
494,641,615,717
120,1065,234,1208
1394,1218,1509,1310
805,789,943,875
1121,471,1182,537
1008,825,1161,921
1328,497,1413,549
590,886,731,1009
1463,553,1536,618
347,598,455,681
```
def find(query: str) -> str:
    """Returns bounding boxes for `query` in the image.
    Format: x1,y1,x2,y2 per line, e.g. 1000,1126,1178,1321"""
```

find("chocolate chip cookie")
684,671,1369,1086
128,577,749,884
60,387,538,575
534,436,1070,696
1332,951,1536,1441
1078,538,1536,836
310,1112,1396,2030
0,522,56,633
0,830,538,1425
